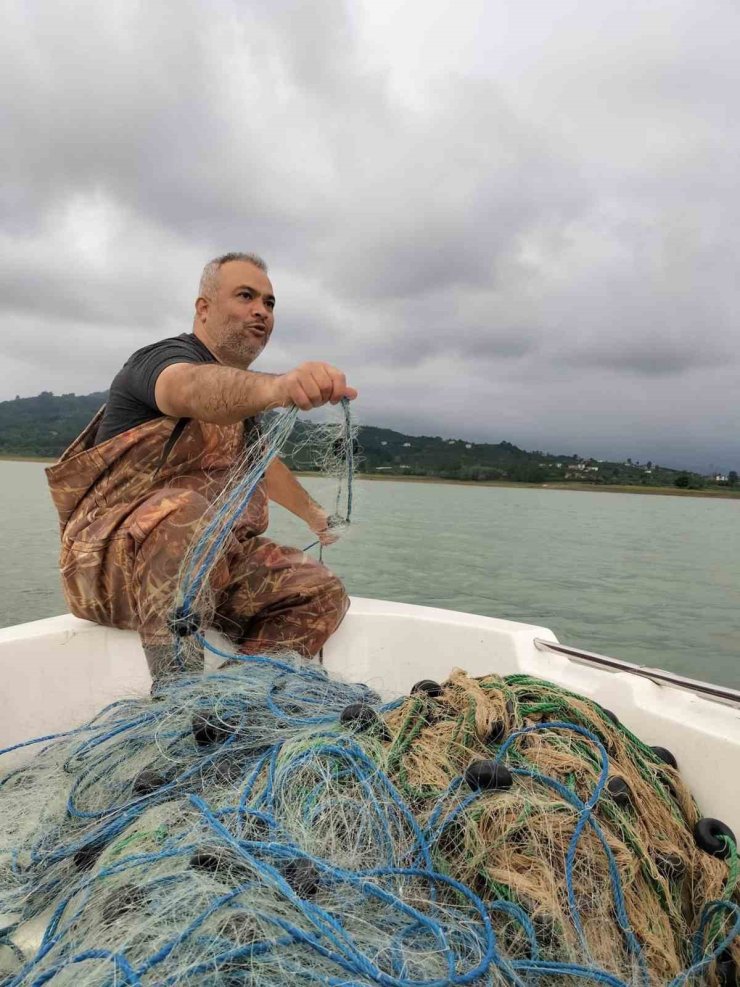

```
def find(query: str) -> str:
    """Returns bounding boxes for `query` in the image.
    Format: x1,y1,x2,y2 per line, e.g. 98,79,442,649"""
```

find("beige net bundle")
378,670,739,985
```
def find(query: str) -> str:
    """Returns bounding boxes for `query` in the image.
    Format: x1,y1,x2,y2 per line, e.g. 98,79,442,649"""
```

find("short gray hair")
198,252,268,298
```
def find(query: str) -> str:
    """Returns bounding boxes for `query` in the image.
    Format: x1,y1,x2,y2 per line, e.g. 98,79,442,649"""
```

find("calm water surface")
0,461,737,689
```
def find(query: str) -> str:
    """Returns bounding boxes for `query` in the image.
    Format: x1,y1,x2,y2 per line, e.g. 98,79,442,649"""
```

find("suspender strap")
155,417,191,476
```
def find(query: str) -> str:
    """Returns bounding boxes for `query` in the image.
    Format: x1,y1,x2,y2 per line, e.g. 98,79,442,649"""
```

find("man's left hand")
306,506,340,546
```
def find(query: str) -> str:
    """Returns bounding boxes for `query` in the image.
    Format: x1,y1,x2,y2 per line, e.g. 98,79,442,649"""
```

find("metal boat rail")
534,638,740,707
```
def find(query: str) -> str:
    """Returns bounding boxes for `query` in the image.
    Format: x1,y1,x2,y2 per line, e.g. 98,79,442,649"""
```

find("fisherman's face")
198,261,276,369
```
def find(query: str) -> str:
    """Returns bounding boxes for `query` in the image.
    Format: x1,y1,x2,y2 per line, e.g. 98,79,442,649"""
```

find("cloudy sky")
2,0,738,470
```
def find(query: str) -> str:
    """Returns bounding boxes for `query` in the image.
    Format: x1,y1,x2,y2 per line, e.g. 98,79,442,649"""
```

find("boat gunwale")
534,638,740,707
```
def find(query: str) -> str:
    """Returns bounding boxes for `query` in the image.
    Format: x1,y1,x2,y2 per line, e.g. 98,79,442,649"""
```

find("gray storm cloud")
1,0,738,471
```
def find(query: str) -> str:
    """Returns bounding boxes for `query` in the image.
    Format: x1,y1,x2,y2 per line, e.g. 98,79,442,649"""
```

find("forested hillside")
0,390,713,489
0,391,107,457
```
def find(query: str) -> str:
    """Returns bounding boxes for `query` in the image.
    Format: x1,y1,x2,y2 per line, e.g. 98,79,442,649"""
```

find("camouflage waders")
46,410,348,682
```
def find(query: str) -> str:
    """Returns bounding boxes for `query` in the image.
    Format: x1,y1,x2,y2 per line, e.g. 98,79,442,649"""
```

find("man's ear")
194,296,209,324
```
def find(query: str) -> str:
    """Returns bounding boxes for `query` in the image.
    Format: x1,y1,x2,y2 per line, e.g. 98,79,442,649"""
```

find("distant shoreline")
352,474,740,499
2,456,738,499
0,454,55,463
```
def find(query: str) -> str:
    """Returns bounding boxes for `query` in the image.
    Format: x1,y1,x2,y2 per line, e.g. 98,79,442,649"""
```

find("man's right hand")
274,362,358,411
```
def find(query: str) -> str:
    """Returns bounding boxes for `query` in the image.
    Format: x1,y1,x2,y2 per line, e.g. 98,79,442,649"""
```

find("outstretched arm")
264,458,339,545
154,361,357,424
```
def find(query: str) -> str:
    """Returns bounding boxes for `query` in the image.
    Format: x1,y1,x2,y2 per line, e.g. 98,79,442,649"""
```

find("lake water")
0,461,737,689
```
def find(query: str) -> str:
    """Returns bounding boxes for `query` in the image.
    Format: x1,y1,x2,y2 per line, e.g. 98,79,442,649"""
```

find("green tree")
729,470,738,487
674,474,690,488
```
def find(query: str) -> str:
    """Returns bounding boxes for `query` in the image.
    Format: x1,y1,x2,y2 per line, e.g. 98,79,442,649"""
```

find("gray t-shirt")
95,333,215,444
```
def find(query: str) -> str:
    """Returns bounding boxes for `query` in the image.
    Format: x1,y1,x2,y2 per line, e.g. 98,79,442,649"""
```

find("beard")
214,316,269,369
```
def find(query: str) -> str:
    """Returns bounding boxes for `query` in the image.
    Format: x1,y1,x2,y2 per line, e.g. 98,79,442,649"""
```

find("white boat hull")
1,597,738,833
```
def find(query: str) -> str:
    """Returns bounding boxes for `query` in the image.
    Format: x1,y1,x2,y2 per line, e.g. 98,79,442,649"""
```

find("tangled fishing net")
165,402,357,670
1,403,738,986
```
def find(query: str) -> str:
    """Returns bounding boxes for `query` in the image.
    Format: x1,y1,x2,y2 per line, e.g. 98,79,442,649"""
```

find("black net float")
101,884,146,924
189,849,247,877
331,437,360,460
132,769,170,796
209,758,246,786
284,858,320,897
192,712,240,747
340,703,379,732
485,720,507,745
606,776,632,809
654,852,685,880
464,760,513,791
167,607,202,638
73,842,105,872
716,949,738,987
693,818,736,860
650,746,678,769
411,679,443,698
190,850,226,873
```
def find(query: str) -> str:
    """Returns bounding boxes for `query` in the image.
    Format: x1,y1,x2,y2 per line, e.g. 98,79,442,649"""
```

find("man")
46,252,357,683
